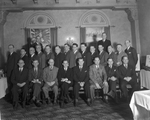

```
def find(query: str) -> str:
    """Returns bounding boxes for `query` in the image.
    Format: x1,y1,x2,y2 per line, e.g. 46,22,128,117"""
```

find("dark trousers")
29,82,42,100
74,82,90,100
12,84,28,103
109,80,117,92
60,82,71,101
120,79,138,98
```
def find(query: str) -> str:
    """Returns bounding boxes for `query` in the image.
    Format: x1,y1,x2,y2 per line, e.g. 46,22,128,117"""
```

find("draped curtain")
51,27,57,52
24,28,30,44
104,26,110,40
80,27,86,43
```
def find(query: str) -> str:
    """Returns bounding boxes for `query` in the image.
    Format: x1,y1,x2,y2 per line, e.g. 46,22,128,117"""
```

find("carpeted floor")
0,96,133,120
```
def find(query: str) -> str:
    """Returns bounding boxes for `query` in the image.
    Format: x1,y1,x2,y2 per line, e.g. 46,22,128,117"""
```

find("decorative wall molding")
0,11,9,25
79,9,110,27
24,12,56,28
129,7,138,20
33,0,38,4
11,0,17,4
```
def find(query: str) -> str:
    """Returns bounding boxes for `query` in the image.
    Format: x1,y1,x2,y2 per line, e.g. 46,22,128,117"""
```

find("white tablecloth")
140,70,150,89
130,90,150,120
0,77,8,99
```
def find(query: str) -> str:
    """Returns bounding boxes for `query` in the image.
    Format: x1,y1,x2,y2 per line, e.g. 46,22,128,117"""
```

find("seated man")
57,60,73,108
28,59,43,107
73,58,91,106
89,57,108,103
43,58,59,104
105,58,118,103
118,55,138,102
11,59,28,109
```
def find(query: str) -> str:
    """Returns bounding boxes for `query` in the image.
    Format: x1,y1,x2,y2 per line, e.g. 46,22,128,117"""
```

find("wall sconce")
33,0,38,4
66,37,74,46
96,0,100,3
11,0,17,4
55,0,59,3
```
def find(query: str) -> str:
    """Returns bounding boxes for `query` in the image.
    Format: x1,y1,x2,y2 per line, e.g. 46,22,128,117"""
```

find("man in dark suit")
73,58,91,106
45,45,55,67
28,47,37,70
80,43,91,68
98,32,111,53
125,40,138,69
36,44,46,69
28,59,43,107
11,59,29,109
57,60,73,108
89,45,98,65
20,48,29,69
64,43,74,68
6,44,18,92
118,56,138,101
54,45,65,68
72,43,82,67
98,44,109,66
105,58,118,103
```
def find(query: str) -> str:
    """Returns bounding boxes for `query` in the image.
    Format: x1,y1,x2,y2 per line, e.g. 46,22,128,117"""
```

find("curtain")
80,27,86,43
104,26,110,40
24,28,30,44
51,27,57,52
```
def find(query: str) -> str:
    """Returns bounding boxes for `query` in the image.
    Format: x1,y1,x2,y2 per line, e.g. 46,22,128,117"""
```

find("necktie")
35,68,38,77
125,64,128,69
79,66,82,71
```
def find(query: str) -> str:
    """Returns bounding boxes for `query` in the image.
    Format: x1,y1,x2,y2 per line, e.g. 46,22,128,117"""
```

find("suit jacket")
81,50,91,68
28,67,43,82
64,50,74,68
89,64,107,86
116,51,127,66
11,67,29,85
118,64,136,81
54,52,65,68
89,52,98,65
73,66,89,83
125,47,138,68
108,52,117,66
72,50,82,67
7,52,18,78
20,54,29,69
57,67,73,86
37,52,46,69
43,66,59,84
98,51,109,66
28,54,38,70
105,65,118,80
98,39,111,53
45,52,55,67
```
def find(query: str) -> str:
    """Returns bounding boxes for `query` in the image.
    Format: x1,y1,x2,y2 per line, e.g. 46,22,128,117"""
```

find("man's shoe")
102,96,109,104
46,98,51,104
74,99,78,107
13,102,18,110
35,101,41,107
87,99,91,106
60,101,64,108
22,102,26,108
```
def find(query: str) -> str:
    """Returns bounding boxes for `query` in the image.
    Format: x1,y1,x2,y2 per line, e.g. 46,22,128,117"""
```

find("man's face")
72,45,78,52
125,40,131,48
78,59,84,66
29,48,35,55
108,59,113,66
8,45,14,53
108,46,113,53
90,46,95,53
102,33,107,40
45,46,51,53
81,45,86,52
63,61,69,68
98,45,104,52
94,57,100,65
64,45,69,52
18,60,25,68
48,59,54,66
55,47,61,54
20,49,26,56
117,45,122,52
33,60,39,67
123,57,129,64
36,45,41,53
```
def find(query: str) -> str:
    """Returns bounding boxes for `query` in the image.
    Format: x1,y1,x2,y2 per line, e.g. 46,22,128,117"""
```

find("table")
0,77,8,99
130,90,150,120
140,69,150,89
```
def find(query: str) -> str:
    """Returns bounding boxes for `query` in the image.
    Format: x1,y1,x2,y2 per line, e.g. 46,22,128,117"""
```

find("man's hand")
17,82,26,87
110,76,117,81
95,83,101,89
47,81,55,86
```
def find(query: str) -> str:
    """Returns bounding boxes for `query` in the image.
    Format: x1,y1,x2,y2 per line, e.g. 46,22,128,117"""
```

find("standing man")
6,44,18,93
28,47,37,70
64,43,74,68
89,57,108,103
57,60,73,108
54,45,65,68
98,45,109,66
43,59,59,104
125,40,138,69
98,32,111,53
73,58,91,106
72,43,82,67
11,59,28,109
28,59,43,107
118,56,138,102
80,43,91,68
20,48,29,69
36,44,46,69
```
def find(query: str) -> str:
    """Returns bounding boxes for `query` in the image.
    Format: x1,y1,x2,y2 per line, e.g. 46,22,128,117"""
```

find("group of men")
6,32,139,109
